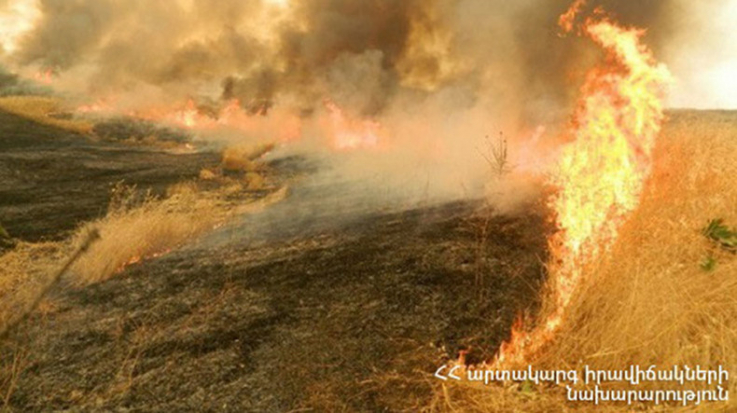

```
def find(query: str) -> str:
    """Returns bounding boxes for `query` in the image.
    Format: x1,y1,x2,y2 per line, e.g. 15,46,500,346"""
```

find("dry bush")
0,185,224,325
0,96,93,134
244,172,266,190
441,111,737,411
544,111,737,384
199,168,218,180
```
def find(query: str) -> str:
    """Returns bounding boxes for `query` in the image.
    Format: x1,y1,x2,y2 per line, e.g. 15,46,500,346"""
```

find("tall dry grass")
0,242,66,329
0,96,93,134
70,182,286,284
435,111,737,412
67,182,227,284
543,111,737,376
0,180,286,330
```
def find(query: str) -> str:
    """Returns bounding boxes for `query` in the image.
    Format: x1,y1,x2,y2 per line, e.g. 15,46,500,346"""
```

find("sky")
667,0,737,109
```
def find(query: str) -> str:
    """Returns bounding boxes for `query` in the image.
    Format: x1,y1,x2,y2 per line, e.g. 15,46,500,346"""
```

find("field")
0,107,734,411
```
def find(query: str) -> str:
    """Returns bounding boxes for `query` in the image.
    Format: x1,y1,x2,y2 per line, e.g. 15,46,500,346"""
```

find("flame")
492,4,671,367
169,99,205,129
33,68,53,85
76,97,302,143
115,249,172,274
76,96,384,151
558,0,586,34
323,100,382,150
77,99,116,114
160,99,302,142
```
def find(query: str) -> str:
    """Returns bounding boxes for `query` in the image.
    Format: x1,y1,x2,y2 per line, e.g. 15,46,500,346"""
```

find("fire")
492,2,671,367
323,100,382,150
76,97,302,142
75,94,388,152
33,68,53,85
115,248,172,274
77,99,116,114
558,0,586,34
160,99,302,142
76,96,383,151
170,99,206,129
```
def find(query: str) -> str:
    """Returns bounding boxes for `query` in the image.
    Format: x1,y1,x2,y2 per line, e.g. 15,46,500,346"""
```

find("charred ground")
0,111,218,242
0,111,550,411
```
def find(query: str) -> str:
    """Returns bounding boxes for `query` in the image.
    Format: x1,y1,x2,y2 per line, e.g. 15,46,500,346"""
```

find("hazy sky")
667,0,737,109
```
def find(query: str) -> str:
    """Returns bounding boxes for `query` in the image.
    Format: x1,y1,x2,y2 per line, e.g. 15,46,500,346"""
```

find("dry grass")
0,242,66,329
437,111,737,412
68,183,227,284
0,181,284,410
0,96,93,134
222,143,275,172
548,111,737,391
0,180,287,333
70,182,286,285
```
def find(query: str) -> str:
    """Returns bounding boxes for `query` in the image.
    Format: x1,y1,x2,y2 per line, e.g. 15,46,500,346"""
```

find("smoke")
1,1,676,114
666,0,737,109
0,0,686,210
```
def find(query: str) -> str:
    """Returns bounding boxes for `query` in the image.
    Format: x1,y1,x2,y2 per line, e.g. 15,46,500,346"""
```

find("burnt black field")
0,110,548,411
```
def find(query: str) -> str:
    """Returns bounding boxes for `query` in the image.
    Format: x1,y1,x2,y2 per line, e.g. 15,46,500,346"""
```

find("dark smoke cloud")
7,0,676,122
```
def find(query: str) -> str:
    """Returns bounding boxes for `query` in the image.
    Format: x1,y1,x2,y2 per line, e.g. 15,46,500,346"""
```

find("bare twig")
479,132,511,178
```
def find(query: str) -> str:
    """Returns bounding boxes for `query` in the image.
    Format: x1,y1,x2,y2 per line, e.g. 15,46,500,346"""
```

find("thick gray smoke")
6,0,676,121
0,0,689,213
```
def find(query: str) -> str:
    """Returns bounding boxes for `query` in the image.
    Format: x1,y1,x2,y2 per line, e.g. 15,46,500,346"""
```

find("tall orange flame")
493,4,671,367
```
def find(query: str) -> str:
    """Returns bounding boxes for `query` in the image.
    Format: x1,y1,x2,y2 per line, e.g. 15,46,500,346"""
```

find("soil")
0,110,551,412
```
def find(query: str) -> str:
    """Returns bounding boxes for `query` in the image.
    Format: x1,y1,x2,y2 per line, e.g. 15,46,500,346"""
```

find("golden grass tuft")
0,96,93,134
0,181,287,331
222,143,275,172
68,185,226,284
439,111,737,411
0,242,67,329
70,183,287,285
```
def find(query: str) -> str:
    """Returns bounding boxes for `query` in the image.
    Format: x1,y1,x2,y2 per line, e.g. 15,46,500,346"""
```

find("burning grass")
433,111,737,412
90,117,193,150
0,95,92,134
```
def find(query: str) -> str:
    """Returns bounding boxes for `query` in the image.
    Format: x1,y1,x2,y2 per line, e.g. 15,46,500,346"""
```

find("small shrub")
703,218,736,251
481,132,511,179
